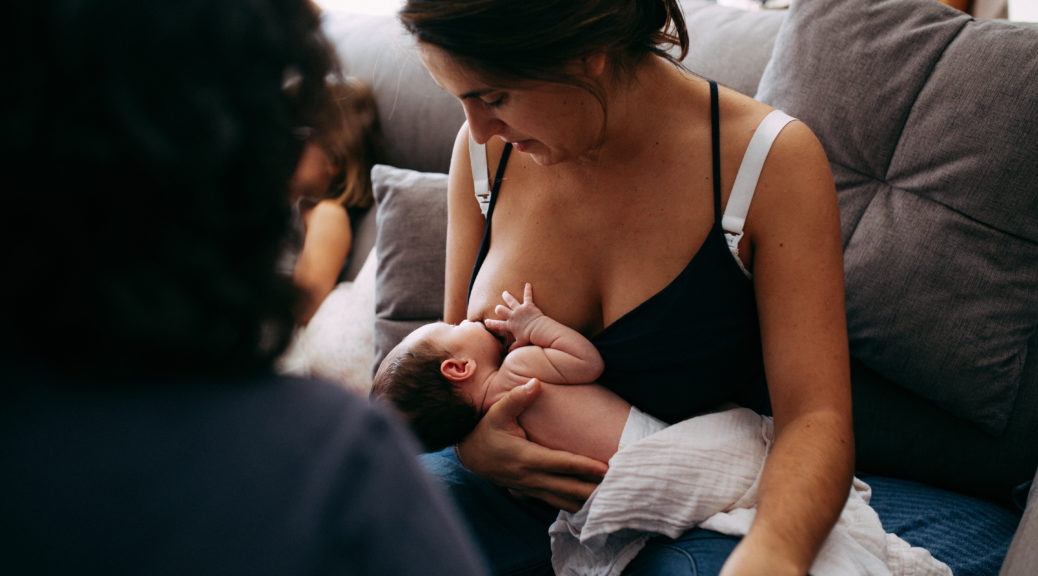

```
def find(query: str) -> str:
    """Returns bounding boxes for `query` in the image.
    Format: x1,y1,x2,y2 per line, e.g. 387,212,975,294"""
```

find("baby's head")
371,322,491,452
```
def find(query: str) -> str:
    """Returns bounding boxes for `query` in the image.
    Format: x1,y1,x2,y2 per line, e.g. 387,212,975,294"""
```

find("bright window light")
313,0,403,14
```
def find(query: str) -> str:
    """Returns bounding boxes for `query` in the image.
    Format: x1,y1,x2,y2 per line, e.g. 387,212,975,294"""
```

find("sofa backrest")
756,0,1037,500
322,1,784,174
323,11,464,175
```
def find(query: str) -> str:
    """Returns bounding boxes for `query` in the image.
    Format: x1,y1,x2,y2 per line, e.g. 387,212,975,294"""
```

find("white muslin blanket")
548,407,951,576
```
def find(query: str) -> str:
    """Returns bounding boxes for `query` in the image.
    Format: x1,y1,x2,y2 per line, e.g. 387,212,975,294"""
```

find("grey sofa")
318,0,1037,574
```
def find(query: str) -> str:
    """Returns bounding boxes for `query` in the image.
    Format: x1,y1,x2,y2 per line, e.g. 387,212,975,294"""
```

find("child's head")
290,77,382,209
371,321,504,451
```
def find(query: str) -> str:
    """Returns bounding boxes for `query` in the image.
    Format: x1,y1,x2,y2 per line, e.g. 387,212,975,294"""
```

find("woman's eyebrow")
460,88,496,100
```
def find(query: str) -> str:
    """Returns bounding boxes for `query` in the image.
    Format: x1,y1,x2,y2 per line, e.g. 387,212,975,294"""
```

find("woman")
401,1,854,575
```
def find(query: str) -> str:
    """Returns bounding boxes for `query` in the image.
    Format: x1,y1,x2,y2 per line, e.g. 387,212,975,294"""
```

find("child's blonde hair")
312,77,383,210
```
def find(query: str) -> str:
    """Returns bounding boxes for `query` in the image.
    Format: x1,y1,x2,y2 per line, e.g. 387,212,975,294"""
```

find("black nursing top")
468,82,770,423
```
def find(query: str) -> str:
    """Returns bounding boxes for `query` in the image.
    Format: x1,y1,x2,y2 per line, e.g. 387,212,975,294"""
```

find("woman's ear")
441,358,476,382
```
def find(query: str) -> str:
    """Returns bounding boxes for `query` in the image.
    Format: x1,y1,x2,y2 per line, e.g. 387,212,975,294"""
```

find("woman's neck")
574,56,699,170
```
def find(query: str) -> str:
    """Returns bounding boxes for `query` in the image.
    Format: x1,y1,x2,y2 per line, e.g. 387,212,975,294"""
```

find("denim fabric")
420,448,740,576
623,529,740,576
862,474,1021,576
423,447,1024,576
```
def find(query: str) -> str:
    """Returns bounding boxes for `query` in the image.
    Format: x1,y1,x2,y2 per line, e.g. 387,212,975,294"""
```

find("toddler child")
288,77,382,325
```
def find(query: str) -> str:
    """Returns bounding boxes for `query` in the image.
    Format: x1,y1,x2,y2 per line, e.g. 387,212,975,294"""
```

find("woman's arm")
443,124,488,324
293,200,352,325
723,121,854,576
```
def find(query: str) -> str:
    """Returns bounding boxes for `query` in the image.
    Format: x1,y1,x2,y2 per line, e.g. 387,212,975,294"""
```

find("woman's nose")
464,105,504,144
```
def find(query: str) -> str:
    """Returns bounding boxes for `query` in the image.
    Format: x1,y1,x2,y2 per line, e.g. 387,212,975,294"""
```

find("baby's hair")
372,335,481,452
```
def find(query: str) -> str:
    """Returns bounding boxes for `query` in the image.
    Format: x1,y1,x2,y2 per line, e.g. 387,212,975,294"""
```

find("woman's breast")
467,198,714,339
591,232,768,422
468,242,604,336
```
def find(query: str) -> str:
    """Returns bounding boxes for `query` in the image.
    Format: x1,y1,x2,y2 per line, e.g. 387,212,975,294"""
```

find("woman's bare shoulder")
717,83,781,135
741,101,837,240
711,83,831,193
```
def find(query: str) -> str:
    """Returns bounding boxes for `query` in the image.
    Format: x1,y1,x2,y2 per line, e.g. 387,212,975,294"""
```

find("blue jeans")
420,448,740,576
423,449,1022,576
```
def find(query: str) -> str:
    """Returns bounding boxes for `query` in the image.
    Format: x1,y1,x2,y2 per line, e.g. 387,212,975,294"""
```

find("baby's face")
440,320,505,365
399,321,504,364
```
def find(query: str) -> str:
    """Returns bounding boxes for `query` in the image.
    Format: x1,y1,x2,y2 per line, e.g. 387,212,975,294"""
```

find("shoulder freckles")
771,119,829,166
760,118,834,186
749,117,838,223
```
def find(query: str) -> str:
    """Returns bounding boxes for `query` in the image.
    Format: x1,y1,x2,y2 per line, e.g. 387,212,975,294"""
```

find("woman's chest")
468,175,716,336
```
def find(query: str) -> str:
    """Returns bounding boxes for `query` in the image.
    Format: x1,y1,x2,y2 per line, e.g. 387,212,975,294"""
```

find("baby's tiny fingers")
483,319,510,338
501,290,520,308
484,318,504,330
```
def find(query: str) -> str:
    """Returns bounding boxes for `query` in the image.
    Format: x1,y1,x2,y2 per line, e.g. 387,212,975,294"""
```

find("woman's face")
418,43,604,166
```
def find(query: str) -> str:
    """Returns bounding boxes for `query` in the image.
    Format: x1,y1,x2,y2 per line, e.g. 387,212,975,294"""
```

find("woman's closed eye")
481,93,506,108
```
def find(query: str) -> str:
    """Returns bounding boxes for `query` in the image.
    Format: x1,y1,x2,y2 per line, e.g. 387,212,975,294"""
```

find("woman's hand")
455,378,608,512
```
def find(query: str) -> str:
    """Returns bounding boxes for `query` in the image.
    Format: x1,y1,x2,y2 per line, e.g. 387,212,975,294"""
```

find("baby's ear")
441,358,476,382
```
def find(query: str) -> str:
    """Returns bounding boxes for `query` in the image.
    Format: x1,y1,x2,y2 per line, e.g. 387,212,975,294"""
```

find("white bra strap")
467,124,491,217
722,110,796,237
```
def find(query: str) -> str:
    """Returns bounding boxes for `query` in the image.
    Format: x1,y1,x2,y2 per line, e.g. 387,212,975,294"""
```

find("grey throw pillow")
371,164,450,377
756,0,1038,435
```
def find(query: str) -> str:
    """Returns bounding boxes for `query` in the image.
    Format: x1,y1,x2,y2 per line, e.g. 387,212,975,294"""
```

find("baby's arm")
484,283,604,384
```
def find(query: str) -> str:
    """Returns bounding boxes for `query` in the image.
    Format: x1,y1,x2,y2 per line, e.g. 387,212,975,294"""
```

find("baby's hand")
493,283,543,351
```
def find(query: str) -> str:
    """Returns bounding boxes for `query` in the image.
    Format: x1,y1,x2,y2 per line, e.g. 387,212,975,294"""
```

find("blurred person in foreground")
0,1,488,575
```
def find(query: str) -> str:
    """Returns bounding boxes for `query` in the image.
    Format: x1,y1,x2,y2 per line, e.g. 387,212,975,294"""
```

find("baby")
371,282,664,459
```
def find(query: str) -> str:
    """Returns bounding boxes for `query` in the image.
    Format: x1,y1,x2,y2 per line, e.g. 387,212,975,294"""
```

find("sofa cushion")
321,12,465,175
371,164,450,376
756,0,1038,436
679,0,786,96
278,247,377,395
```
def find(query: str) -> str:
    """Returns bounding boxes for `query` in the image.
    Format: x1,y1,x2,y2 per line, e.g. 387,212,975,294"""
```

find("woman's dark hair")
5,0,340,378
371,337,482,452
399,0,689,94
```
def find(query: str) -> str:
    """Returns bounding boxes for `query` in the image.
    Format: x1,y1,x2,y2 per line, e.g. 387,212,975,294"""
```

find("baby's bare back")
518,382,632,464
